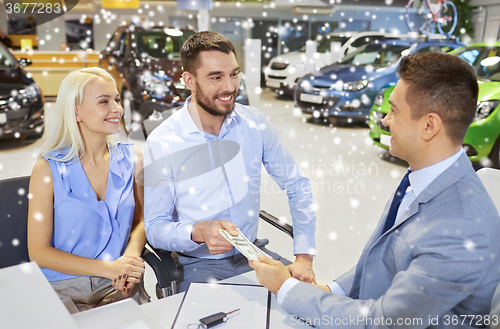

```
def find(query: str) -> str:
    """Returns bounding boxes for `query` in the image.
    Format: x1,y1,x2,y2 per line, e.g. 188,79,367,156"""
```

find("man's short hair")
398,52,478,143
180,31,236,74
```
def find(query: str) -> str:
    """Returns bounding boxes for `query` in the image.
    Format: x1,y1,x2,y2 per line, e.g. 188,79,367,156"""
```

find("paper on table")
172,283,270,329
116,319,152,329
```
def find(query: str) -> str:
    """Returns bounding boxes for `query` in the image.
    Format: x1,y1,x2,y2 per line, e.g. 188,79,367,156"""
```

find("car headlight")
475,100,499,121
374,87,388,106
16,83,40,104
343,79,369,91
141,73,171,95
299,79,314,91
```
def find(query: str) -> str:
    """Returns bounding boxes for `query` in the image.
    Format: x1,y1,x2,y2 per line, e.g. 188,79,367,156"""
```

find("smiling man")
251,52,500,328
143,31,317,292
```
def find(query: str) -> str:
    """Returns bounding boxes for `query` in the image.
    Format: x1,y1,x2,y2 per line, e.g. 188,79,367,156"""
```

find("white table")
73,271,299,329
140,271,299,329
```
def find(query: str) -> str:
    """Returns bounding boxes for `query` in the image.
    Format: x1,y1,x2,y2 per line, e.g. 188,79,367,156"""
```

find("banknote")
219,228,272,261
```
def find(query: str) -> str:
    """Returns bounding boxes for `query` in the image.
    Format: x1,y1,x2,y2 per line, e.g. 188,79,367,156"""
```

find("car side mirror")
18,58,32,67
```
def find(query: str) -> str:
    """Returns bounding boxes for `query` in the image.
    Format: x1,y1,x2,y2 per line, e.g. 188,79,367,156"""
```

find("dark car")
0,42,44,140
294,36,463,124
99,24,248,133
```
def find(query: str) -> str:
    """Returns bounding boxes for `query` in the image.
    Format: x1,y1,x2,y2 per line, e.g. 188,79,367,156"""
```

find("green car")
369,42,500,168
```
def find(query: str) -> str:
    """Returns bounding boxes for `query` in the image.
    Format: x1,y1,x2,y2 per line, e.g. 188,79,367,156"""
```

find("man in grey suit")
251,52,500,328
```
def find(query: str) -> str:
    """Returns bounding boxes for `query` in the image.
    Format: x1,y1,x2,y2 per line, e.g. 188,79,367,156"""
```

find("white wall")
471,0,500,42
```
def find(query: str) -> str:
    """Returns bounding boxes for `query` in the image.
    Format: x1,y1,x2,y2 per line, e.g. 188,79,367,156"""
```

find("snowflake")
464,240,476,251
34,212,43,221
350,199,360,208
328,231,338,241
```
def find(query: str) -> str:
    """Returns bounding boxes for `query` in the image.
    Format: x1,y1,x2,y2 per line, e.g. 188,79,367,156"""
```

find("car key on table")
199,309,240,328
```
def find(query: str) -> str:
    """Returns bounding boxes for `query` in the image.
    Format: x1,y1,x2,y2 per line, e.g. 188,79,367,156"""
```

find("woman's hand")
105,255,145,282
112,274,138,297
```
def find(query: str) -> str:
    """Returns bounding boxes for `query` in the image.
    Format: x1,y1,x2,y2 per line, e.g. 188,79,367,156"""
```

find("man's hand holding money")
192,220,239,254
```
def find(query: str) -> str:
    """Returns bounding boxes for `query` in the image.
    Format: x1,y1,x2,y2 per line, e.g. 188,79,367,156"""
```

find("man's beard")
195,82,236,117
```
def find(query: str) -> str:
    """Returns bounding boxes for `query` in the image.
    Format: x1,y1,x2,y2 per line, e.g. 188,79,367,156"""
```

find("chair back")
0,176,31,269
477,168,500,321
477,168,500,214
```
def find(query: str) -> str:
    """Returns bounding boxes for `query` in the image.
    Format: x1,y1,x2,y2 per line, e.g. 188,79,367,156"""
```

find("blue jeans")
173,239,292,292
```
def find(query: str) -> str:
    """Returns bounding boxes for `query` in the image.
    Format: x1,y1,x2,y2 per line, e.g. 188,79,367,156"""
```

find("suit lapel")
382,153,471,236
350,153,473,297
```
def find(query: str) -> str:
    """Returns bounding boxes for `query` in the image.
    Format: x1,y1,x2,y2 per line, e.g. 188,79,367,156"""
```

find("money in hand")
219,228,272,261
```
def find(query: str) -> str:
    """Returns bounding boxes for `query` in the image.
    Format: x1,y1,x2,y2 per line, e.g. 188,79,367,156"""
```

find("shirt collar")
179,96,201,135
179,96,237,137
408,148,464,198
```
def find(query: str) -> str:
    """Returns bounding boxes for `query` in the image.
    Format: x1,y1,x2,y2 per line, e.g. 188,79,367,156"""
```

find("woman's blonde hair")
40,67,119,162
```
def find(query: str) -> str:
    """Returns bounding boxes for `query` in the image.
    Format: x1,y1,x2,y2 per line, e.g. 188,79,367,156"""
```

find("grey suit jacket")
282,153,500,328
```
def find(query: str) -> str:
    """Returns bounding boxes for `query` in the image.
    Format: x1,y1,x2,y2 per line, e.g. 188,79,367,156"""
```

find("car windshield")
454,46,500,82
317,36,350,52
135,29,194,59
339,43,409,67
298,36,350,53
0,45,16,68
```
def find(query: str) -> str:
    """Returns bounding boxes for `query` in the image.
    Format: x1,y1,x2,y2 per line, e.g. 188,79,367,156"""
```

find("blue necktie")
382,171,411,235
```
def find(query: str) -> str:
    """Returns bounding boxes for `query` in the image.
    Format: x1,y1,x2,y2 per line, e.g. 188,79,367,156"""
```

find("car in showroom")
264,31,406,96
369,42,500,168
294,35,463,124
0,42,44,140
100,24,248,133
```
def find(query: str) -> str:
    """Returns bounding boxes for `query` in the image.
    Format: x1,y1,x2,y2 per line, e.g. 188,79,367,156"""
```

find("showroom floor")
0,89,408,299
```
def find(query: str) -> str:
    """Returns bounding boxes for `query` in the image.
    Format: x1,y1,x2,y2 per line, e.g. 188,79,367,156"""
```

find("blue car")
294,36,463,123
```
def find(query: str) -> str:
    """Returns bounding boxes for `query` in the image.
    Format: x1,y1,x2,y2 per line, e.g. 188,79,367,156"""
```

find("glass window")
476,48,500,81
340,44,409,67
107,31,122,51
456,49,480,66
351,36,376,48
135,29,194,59
415,45,452,54
0,45,15,68
280,20,308,53
316,35,350,53
453,46,500,81
117,32,128,56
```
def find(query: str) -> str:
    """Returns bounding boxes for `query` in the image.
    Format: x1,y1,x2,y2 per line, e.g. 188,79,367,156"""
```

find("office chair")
0,175,180,300
0,176,31,269
146,210,293,299
477,167,500,213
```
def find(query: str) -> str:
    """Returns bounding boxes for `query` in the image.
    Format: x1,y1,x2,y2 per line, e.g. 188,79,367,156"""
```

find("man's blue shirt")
143,97,316,259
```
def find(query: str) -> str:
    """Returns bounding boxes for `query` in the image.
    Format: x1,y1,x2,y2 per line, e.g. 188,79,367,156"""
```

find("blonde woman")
28,67,149,312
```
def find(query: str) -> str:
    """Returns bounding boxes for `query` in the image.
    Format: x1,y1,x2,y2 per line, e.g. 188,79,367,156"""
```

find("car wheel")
121,89,134,134
488,135,500,169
